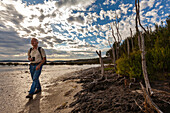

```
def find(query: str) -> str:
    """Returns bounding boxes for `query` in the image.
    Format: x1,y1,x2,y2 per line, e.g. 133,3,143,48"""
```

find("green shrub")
116,51,142,79
146,46,170,80
116,56,130,76
116,47,170,80
128,51,142,79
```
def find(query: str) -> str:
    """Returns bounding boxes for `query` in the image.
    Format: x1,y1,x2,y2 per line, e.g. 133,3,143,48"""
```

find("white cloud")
97,38,102,43
110,0,116,5
119,3,131,15
99,32,105,37
145,9,158,17
105,10,116,20
93,32,98,36
103,0,110,5
100,10,105,20
159,5,163,10
140,0,155,10
103,0,116,5
0,0,168,60
101,24,109,31
140,1,149,10
55,0,96,11
148,0,155,8
155,1,161,7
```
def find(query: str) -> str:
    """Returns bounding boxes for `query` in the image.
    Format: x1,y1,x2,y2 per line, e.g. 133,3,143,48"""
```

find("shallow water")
0,65,99,113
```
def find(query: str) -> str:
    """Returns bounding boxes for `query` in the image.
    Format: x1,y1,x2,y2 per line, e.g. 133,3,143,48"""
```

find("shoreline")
1,65,169,113
55,67,170,113
0,65,98,113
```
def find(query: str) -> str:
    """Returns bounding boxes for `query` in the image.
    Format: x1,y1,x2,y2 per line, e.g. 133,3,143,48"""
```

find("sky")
0,0,169,61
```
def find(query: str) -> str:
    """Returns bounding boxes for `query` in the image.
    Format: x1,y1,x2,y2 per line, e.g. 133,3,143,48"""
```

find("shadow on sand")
19,93,42,113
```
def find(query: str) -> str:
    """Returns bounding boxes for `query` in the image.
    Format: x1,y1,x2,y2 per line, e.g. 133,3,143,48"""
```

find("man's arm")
36,48,46,70
39,57,46,65
36,57,46,70
28,49,32,61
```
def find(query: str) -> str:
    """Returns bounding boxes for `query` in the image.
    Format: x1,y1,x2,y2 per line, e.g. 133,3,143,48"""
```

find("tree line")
106,15,170,81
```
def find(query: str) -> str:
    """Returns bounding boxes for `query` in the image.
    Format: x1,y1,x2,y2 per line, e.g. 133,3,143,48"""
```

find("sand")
0,65,99,113
1,65,169,113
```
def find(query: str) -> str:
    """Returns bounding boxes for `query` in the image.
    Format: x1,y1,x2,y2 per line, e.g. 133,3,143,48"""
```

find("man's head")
31,38,38,47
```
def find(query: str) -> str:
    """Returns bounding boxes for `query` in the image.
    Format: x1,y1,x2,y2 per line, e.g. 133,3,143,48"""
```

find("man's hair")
31,38,38,42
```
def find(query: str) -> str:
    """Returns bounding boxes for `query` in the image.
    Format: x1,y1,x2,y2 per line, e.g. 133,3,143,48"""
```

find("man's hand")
36,64,41,70
28,57,32,61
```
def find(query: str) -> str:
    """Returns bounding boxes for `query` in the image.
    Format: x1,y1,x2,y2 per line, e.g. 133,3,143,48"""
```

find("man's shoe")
34,89,42,94
26,94,33,99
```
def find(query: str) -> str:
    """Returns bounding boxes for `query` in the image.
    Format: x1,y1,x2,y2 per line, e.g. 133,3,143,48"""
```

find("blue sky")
0,0,169,61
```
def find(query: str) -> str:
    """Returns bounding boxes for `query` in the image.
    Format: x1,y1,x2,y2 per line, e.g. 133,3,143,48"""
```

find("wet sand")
0,65,99,113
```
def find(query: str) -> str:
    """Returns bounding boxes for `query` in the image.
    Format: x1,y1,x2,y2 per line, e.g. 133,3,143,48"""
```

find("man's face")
31,39,38,47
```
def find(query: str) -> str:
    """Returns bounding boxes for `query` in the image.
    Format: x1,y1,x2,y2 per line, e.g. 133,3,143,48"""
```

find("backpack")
29,47,46,64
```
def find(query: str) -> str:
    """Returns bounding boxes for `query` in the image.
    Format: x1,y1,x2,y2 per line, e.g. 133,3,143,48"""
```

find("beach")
0,65,99,113
0,65,170,113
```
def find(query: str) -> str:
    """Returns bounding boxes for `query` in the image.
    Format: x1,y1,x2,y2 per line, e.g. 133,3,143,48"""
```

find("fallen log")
140,82,163,113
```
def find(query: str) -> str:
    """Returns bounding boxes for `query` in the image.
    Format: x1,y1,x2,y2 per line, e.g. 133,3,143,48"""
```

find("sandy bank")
0,65,99,113
1,65,169,113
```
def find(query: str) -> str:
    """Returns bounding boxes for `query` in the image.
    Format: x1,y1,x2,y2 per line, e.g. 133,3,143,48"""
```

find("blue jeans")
29,64,43,94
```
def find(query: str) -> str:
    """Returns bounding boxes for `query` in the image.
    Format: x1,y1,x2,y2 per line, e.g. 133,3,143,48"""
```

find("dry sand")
0,65,99,113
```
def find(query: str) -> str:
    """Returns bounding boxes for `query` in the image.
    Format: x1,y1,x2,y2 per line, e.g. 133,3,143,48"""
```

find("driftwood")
134,99,144,112
140,82,163,113
152,88,170,95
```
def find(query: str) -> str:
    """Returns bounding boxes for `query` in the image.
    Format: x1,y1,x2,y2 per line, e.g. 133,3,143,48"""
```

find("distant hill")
0,60,29,62
0,57,112,65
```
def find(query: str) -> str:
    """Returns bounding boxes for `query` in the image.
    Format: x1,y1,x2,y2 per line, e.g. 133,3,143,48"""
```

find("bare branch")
110,23,117,42
140,82,163,113
108,37,112,48
135,0,139,33
137,0,147,33
134,99,144,112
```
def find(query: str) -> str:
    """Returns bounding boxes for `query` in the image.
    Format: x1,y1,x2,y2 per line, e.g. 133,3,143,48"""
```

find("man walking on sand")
26,38,46,99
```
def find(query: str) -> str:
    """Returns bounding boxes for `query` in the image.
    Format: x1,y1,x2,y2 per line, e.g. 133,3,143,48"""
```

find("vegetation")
106,16,170,80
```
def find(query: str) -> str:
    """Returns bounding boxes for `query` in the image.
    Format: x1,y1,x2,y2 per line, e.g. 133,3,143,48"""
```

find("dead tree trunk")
130,28,134,50
127,37,130,58
114,21,120,59
140,32,153,95
149,26,152,33
111,23,118,60
112,11,122,59
135,0,141,51
111,46,116,66
96,50,106,80
135,0,153,95
108,37,116,69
